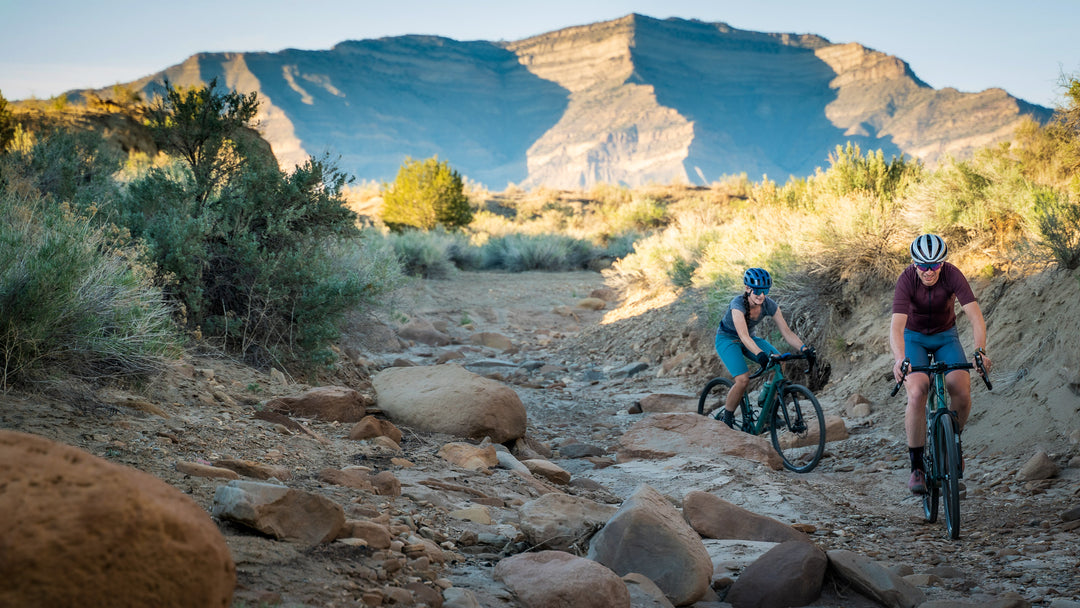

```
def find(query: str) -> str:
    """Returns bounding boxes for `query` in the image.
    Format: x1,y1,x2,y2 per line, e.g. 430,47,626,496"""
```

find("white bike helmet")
910,234,947,264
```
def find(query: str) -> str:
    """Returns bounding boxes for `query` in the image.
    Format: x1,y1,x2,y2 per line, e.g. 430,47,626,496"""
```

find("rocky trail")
2,269,1078,607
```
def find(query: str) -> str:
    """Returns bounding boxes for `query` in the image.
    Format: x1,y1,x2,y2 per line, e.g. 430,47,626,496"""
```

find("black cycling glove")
754,351,771,366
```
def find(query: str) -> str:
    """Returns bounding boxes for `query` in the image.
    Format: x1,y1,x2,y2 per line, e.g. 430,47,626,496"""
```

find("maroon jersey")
892,263,976,334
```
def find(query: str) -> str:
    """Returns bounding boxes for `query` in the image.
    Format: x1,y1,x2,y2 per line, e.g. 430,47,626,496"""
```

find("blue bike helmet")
910,234,947,264
743,268,772,290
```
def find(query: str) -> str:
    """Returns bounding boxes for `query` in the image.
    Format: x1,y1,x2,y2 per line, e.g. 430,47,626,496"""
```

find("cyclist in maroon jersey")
890,234,992,494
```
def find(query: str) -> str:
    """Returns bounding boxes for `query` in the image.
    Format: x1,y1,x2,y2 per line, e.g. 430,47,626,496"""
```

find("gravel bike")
892,352,992,539
697,351,825,473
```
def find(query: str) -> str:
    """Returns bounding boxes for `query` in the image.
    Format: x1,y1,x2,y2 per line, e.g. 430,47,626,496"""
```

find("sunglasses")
750,287,770,295
915,262,943,272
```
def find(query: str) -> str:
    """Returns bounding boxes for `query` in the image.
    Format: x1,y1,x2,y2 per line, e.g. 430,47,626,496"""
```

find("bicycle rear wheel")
938,414,962,539
697,378,753,431
769,384,825,473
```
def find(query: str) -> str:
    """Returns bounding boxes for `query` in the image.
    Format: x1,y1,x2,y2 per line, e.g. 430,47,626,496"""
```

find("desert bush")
819,143,922,202
747,145,921,211
0,90,14,153
710,173,754,198
445,233,487,270
112,80,403,367
0,195,176,389
0,125,122,210
512,187,576,221
600,230,643,260
386,229,459,279
598,196,668,234
588,182,633,206
1015,74,1080,187
381,156,473,230
907,151,1035,257
145,78,260,205
1032,187,1080,269
804,191,909,312
119,134,398,366
609,212,729,292
481,233,595,272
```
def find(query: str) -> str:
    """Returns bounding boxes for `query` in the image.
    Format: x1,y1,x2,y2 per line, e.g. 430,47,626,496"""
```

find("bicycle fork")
925,409,962,482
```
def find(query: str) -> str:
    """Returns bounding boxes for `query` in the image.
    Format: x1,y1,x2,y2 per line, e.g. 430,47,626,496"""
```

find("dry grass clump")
1,196,177,390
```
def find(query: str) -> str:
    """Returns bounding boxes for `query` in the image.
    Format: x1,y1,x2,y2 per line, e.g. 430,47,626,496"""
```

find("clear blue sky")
1,0,1076,108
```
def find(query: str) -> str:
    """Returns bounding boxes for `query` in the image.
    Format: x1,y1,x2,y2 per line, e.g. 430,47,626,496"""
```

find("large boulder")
617,413,782,470
587,484,712,606
827,550,925,608
682,491,810,543
373,364,527,443
212,480,345,545
0,430,235,608
726,541,827,608
494,550,630,608
519,493,619,551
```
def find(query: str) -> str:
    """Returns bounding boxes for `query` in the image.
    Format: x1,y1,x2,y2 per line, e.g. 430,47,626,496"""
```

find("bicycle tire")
697,377,731,418
769,384,825,473
923,444,940,523
939,414,962,539
697,378,753,431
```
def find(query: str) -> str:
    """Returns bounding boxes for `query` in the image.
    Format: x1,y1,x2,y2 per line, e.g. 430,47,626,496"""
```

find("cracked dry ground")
2,269,1078,607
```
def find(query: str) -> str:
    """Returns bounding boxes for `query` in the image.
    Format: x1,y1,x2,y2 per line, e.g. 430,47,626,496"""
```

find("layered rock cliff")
101,14,1051,188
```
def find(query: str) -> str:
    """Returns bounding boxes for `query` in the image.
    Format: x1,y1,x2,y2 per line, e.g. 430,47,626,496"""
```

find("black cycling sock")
909,446,925,472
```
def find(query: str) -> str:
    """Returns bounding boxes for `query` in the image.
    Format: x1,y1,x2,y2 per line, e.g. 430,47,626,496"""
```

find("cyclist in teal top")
891,234,992,494
714,268,812,428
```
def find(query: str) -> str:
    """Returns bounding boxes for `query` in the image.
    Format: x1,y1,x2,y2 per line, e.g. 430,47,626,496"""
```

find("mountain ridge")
67,13,1052,188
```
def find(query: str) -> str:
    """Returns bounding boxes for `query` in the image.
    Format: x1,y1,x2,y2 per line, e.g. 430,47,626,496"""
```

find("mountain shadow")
156,36,570,187
630,16,904,183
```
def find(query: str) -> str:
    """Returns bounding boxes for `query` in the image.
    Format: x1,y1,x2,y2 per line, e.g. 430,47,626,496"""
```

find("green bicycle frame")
745,366,783,435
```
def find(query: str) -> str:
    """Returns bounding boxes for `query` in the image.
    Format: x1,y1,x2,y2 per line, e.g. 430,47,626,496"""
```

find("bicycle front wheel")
938,413,962,539
697,378,753,431
769,384,826,473
923,448,940,523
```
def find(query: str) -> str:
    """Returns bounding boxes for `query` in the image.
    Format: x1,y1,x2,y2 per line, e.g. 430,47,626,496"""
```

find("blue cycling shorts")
715,331,778,377
903,327,967,374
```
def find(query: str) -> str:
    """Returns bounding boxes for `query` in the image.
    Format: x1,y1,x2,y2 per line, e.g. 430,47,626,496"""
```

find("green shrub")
599,197,669,233
386,229,458,279
819,143,922,203
1015,74,1080,187
110,79,403,368
0,125,122,210
602,230,643,259
119,144,398,366
910,151,1035,256
381,157,473,230
0,90,14,153
481,233,595,271
0,195,176,389
145,78,260,205
1032,187,1080,269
